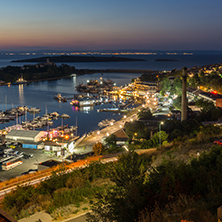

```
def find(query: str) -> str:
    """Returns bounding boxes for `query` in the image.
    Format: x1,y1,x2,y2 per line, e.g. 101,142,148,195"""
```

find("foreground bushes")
3,146,222,221
87,146,222,222
2,160,113,219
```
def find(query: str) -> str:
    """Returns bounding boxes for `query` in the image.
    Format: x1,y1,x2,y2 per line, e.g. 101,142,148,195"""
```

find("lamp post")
159,121,164,147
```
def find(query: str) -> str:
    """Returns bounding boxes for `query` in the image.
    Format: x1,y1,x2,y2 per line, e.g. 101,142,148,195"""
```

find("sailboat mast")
76,116,77,136
5,95,7,110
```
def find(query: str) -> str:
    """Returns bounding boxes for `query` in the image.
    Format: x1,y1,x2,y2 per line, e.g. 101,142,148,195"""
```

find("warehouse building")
5,130,46,143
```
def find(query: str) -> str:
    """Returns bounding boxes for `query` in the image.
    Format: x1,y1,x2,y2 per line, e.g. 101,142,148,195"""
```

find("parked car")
0,149,4,156
18,152,24,157
23,153,33,159
3,150,15,157
3,148,13,154
214,140,222,146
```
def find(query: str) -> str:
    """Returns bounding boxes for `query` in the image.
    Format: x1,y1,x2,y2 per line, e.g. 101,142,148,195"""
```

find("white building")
5,130,45,142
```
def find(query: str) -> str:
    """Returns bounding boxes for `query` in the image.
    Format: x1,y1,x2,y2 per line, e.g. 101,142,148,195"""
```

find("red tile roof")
113,129,129,139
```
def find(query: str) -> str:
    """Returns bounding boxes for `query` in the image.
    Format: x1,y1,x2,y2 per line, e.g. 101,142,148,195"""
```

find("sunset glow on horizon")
1,0,222,51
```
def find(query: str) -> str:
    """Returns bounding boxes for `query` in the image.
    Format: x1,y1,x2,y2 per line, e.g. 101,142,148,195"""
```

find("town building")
5,130,45,143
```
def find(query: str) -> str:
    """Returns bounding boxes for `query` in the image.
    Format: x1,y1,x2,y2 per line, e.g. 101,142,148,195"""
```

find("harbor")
0,73,151,137
0,74,153,157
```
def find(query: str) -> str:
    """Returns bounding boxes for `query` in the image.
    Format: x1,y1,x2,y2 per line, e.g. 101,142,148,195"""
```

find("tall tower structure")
181,67,187,121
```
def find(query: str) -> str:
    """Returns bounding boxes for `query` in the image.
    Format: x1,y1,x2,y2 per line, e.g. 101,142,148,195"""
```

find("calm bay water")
0,73,141,136
0,52,222,135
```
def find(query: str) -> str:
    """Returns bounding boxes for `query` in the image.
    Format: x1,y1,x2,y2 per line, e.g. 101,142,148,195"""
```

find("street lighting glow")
124,115,127,118
123,145,129,151
97,131,100,134
130,118,133,122
159,121,164,147
106,133,109,136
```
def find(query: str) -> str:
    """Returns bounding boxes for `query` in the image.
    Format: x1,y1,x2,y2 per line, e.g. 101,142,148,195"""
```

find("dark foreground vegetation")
3,139,222,221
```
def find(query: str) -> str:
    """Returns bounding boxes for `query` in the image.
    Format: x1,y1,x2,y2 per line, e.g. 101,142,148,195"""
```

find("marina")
0,73,145,137
0,106,28,123
53,93,67,103
97,108,132,113
76,78,115,94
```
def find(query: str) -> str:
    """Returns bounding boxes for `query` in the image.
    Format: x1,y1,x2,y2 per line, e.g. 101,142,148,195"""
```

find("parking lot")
0,145,61,181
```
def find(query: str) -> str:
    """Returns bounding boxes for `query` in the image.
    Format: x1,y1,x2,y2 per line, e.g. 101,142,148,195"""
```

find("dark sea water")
1,52,222,70
0,52,222,135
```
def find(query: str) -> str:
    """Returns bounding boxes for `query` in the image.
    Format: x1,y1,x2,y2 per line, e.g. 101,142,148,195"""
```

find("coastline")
11,55,145,63
2,69,157,85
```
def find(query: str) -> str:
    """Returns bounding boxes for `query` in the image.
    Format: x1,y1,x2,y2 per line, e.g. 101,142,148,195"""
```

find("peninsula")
11,55,145,63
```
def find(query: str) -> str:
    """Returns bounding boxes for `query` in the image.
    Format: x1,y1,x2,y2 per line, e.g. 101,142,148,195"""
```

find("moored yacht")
53,93,67,103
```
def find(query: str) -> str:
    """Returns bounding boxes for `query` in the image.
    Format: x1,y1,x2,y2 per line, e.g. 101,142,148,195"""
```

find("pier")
97,108,131,113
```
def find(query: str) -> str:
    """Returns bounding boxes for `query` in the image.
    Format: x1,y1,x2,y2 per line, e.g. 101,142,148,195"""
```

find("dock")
97,108,131,113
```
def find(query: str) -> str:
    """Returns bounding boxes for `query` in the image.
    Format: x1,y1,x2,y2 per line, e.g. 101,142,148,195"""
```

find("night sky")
1,0,222,51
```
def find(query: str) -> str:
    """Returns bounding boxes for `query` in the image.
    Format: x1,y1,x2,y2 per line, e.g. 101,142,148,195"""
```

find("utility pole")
181,67,187,121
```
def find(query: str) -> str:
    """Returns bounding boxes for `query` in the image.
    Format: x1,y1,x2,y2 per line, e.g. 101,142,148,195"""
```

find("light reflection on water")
0,73,141,136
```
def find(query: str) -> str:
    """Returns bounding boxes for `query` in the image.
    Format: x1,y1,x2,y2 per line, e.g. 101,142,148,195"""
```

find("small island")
0,59,78,84
11,55,145,63
0,58,153,85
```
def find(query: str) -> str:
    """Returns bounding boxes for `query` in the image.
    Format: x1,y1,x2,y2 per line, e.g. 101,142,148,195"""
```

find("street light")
197,151,200,160
123,145,129,152
159,121,164,147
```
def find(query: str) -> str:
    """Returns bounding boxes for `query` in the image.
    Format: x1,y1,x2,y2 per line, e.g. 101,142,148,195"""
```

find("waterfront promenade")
74,95,157,154
74,113,137,154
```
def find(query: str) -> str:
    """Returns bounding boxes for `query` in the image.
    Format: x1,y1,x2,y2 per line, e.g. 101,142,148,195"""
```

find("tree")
151,131,168,147
137,108,152,120
160,78,171,96
173,96,182,110
125,121,149,140
87,152,151,222
188,73,200,88
172,77,182,97
105,134,117,147
140,140,153,149
195,99,222,121
93,142,104,156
